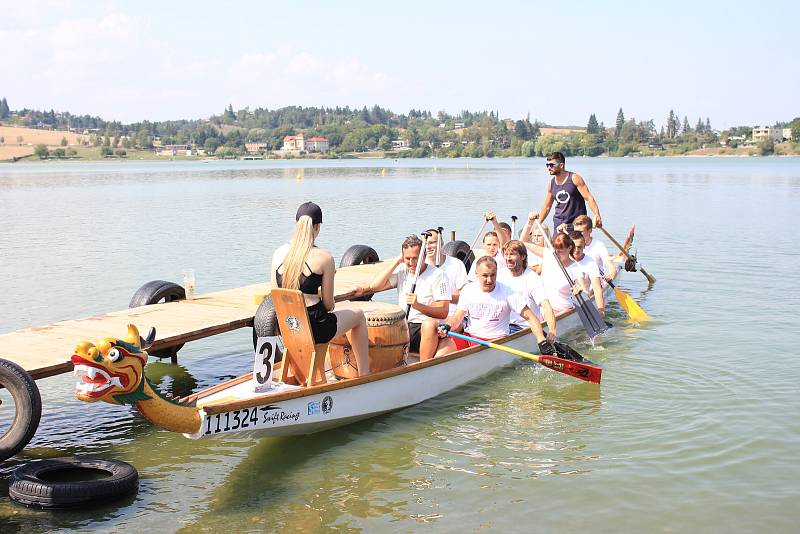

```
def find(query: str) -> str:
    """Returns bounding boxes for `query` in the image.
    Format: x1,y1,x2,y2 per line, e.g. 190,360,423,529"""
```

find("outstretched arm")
358,255,402,295
572,173,602,228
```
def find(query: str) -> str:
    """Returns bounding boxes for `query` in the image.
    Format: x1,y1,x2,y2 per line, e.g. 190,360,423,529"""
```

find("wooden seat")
269,288,327,387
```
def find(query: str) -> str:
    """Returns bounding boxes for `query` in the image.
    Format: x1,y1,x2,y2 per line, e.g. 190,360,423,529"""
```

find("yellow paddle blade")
613,287,652,322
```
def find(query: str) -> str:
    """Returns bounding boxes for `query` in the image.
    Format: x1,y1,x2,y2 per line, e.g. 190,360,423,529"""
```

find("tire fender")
0,359,42,462
252,295,283,363
339,245,379,301
443,240,475,271
8,456,138,509
129,280,185,359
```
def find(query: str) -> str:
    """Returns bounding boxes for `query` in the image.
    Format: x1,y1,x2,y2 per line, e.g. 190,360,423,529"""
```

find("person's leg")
418,318,440,362
434,338,457,357
332,309,370,376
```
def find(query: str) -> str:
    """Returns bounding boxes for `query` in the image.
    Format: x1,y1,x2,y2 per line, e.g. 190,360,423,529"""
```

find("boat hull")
187,300,591,440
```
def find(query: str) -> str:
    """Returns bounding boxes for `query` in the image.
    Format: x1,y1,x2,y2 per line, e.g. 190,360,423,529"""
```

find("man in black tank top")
532,151,603,234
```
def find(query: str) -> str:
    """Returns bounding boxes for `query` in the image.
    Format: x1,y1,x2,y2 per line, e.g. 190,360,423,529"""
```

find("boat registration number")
203,405,301,435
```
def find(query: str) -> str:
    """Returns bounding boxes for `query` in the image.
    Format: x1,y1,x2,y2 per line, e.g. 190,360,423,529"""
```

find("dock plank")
0,261,390,379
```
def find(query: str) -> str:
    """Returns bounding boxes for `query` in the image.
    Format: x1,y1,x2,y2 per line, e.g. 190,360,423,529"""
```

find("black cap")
296,201,323,224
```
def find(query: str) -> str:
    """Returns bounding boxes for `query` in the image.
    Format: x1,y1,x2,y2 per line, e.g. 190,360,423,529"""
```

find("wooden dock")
0,262,390,380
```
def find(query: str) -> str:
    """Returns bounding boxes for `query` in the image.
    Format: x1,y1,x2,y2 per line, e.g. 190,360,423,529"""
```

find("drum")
328,301,409,378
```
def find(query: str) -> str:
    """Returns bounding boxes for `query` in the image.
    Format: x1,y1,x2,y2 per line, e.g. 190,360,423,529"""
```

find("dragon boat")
70,274,620,440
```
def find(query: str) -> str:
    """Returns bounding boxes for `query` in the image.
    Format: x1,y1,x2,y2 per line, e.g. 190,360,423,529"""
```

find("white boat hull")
187,299,592,440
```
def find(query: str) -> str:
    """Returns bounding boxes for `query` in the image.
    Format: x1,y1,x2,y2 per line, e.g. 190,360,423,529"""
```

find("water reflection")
177,420,416,532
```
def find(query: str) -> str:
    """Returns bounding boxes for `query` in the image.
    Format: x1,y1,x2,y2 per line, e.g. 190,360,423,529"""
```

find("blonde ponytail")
281,216,316,290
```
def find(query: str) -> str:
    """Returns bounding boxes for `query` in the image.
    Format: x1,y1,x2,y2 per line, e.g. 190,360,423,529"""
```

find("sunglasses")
545,162,562,168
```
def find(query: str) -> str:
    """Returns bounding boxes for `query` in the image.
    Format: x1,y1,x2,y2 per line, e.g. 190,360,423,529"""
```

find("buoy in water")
296,174,302,181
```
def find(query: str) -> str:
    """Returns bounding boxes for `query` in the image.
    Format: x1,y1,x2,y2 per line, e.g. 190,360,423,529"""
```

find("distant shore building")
391,139,410,150
752,127,783,144
782,128,793,142
245,142,268,154
306,137,329,152
280,133,329,154
156,144,193,156
282,133,306,152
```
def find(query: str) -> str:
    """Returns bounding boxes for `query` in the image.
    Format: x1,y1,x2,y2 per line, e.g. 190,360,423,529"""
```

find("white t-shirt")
457,282,528,338
430,255,468,314
390,264,451,324
583,238,612,274
573,254,601,281
540,254,587,312
497,269,548,324
467,250,509,282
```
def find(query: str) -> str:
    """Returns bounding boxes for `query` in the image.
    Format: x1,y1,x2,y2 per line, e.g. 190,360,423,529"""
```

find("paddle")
465,219,489,269
446,331,602,384
605,277,652,322
436,226,444,267
535,220,609,338
406,232,429,319
599,226,656,285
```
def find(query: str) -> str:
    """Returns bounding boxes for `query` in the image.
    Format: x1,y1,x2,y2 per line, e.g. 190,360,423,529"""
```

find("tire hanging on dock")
129,280,185,359
0,359,42,462
339,245,379,301
252,295,282,363
443,240,475,271
8,457,138,509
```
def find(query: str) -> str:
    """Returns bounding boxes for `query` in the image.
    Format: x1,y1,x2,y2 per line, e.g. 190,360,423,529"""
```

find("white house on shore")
306,137,329,152
280,133,329,154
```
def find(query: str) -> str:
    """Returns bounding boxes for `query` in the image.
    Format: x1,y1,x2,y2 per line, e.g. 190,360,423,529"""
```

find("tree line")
1,95,798,158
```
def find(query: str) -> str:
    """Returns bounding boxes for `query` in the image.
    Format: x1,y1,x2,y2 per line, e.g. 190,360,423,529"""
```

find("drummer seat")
269,288,328,387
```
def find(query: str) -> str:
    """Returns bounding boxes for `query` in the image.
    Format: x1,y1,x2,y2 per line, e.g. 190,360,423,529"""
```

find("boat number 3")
253,336,278,386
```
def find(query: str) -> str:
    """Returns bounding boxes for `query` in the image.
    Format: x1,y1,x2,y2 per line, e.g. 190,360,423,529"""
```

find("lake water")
0,157,798,532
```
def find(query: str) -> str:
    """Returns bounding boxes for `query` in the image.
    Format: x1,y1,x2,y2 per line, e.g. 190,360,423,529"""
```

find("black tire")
129,280,186,307
339,245,379,268
252,295,282,363
0,360,42,462
8,456,138,510
339,245,379,301
443,240,476,271
129,280,185,359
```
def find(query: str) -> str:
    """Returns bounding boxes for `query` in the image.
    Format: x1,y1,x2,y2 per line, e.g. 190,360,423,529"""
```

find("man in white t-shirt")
436,256,557,356
361,235,451,362
424,228,468,316
497,240,557,336
569,231,605,315
573,214,616,283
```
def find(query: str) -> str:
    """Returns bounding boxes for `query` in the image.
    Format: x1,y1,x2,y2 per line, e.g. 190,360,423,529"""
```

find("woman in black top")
271,202,371,376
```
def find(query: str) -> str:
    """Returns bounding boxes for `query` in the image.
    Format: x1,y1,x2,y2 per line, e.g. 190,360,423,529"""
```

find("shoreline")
4,152,799,164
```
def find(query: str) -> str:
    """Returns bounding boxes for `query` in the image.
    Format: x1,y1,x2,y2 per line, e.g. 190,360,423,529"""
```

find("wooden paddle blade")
538,354,602,384
613,287,651,322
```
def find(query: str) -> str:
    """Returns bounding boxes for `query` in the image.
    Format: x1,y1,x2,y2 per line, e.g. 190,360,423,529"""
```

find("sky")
1,0,797,129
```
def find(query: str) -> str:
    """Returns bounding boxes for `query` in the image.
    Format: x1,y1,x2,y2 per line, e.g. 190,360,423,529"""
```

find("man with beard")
532,151,603,234
359,235,450,362
497,240,557,336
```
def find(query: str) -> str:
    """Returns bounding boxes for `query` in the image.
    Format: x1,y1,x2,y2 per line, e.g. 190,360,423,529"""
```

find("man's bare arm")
572,173,602,227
